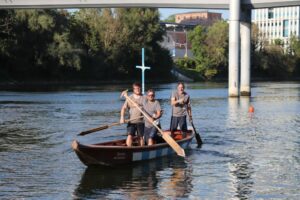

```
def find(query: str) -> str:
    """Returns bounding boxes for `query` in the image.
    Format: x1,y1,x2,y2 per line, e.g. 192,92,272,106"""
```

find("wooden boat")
72,130,194,166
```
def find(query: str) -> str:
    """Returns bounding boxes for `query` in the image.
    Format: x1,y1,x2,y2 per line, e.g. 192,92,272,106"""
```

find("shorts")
127,123,144,137
144,126,158,141
170,116,187,131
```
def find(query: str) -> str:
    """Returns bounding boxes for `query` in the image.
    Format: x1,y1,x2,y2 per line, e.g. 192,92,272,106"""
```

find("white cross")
136,48,151,94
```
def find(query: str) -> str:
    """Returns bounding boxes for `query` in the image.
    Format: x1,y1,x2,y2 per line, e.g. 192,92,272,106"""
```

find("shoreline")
1,78,300,90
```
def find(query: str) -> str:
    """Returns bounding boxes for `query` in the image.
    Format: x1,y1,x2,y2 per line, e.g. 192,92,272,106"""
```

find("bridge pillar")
228,0,240,97
240,9,251,96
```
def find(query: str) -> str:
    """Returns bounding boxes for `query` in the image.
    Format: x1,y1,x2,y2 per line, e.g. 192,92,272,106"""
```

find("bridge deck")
0,0,300,9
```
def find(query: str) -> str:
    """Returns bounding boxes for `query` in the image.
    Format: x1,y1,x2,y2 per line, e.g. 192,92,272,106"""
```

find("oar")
121,90,185,157
189,118,203,148
78,116,143,136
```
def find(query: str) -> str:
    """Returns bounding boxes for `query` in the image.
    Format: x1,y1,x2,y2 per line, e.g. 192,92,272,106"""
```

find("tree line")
0,9,173,82
175,21,300,80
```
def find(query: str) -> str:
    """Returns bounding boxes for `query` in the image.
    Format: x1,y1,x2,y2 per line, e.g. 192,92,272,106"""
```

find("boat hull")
72,131,194,166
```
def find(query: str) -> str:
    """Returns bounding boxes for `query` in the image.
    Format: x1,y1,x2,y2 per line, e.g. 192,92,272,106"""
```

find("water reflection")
229,159,254,200
73,156,193,199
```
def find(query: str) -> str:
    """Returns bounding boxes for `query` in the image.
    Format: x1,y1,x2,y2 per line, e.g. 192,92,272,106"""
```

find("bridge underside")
0,0,300,9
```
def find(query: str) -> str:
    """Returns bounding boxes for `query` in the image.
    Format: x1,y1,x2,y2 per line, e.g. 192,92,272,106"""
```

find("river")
0,82,300,199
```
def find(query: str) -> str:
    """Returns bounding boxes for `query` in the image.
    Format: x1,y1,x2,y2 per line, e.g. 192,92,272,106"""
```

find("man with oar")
143,89,162,146
170,82,203,147
120,82,145,147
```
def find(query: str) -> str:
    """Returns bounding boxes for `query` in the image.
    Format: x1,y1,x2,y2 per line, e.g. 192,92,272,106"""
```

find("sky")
159,8,229,20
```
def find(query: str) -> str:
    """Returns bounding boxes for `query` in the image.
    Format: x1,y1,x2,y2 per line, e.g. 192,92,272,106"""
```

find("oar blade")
191,121,203,147
162,133,185,157
78,125,109,136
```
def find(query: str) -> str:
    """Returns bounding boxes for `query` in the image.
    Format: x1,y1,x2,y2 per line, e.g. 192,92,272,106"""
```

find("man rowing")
143,89,162,146
170,82,192,137
120,82,145,146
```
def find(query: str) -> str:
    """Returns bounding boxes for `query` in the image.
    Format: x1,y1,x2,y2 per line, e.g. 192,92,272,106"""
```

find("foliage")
163,15,175,23
0,8,172,82
187,21,228,79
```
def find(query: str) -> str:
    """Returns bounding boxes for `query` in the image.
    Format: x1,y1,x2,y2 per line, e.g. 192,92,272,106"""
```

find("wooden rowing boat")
72,130,194,166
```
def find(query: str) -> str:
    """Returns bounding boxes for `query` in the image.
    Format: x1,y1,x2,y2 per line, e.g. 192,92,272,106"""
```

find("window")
283,20,289,37
268,8,274,19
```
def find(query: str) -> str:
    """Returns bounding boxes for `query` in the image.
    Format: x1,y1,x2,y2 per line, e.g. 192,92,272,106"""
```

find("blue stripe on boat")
162,148,168,156
168,147,173,154
156,148,162,157
142,150,150,160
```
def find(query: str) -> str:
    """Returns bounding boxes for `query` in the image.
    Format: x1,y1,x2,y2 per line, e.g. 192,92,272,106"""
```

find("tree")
163,14,175,23
205,21,228,75
188,25,207,73
188,21,228,79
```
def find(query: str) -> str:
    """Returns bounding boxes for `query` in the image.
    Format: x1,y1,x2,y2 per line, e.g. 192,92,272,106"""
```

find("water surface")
1,82,300,199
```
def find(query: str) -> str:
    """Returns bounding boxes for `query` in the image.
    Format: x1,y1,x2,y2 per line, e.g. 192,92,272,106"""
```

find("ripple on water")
1,82,300,199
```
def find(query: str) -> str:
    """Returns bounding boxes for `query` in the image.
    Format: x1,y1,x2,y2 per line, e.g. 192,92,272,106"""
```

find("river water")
0,82,300,199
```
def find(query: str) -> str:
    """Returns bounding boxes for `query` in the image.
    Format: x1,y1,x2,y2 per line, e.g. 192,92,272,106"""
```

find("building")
252,6,300,48
160,11,223,59
160,28,193,59
175,11,222,26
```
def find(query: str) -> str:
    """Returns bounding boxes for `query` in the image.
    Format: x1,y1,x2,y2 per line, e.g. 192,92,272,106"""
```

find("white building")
252,6,300,48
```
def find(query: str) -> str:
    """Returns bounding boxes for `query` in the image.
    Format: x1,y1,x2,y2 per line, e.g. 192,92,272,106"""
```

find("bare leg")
148,138,153,146
126,135,132,146
139,137,144,146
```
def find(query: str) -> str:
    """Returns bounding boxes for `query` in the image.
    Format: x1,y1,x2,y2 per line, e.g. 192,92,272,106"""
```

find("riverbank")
1,77,300,91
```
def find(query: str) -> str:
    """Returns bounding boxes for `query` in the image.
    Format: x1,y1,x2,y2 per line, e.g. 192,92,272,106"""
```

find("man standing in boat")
143,89,162,145
120,82,145,146
170,82,192,136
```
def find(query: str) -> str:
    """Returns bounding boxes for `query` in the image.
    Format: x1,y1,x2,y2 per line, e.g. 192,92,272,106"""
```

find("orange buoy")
248,105,254,113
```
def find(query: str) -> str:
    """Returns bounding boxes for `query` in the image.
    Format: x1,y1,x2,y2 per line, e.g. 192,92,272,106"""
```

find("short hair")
147,89,155,94
177,82,185,89
132,82,141,88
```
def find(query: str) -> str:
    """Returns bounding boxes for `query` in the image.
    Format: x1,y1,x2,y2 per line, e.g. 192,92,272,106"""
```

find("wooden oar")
189,118,203,147
121,90,185,157
78,116,143,136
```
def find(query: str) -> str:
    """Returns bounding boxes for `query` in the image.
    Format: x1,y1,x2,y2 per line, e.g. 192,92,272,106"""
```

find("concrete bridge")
1,0,300,96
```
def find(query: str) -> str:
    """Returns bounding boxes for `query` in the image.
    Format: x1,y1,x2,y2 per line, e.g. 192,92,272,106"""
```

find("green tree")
188,25,207,73
205,20,228,77
188,21,228,79
163,14,175,23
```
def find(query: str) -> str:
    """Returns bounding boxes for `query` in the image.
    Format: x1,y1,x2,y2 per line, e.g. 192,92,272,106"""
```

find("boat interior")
96,130,193,147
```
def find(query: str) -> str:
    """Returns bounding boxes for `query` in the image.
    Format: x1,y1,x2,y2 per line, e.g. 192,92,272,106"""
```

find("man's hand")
148,117,154,124
120,90,128,98
177,98,184,104
120,117,125,124
189,115,193,122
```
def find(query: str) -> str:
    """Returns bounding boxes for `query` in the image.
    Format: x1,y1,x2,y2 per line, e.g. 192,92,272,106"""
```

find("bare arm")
120,102,127,123
154,110,162,119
